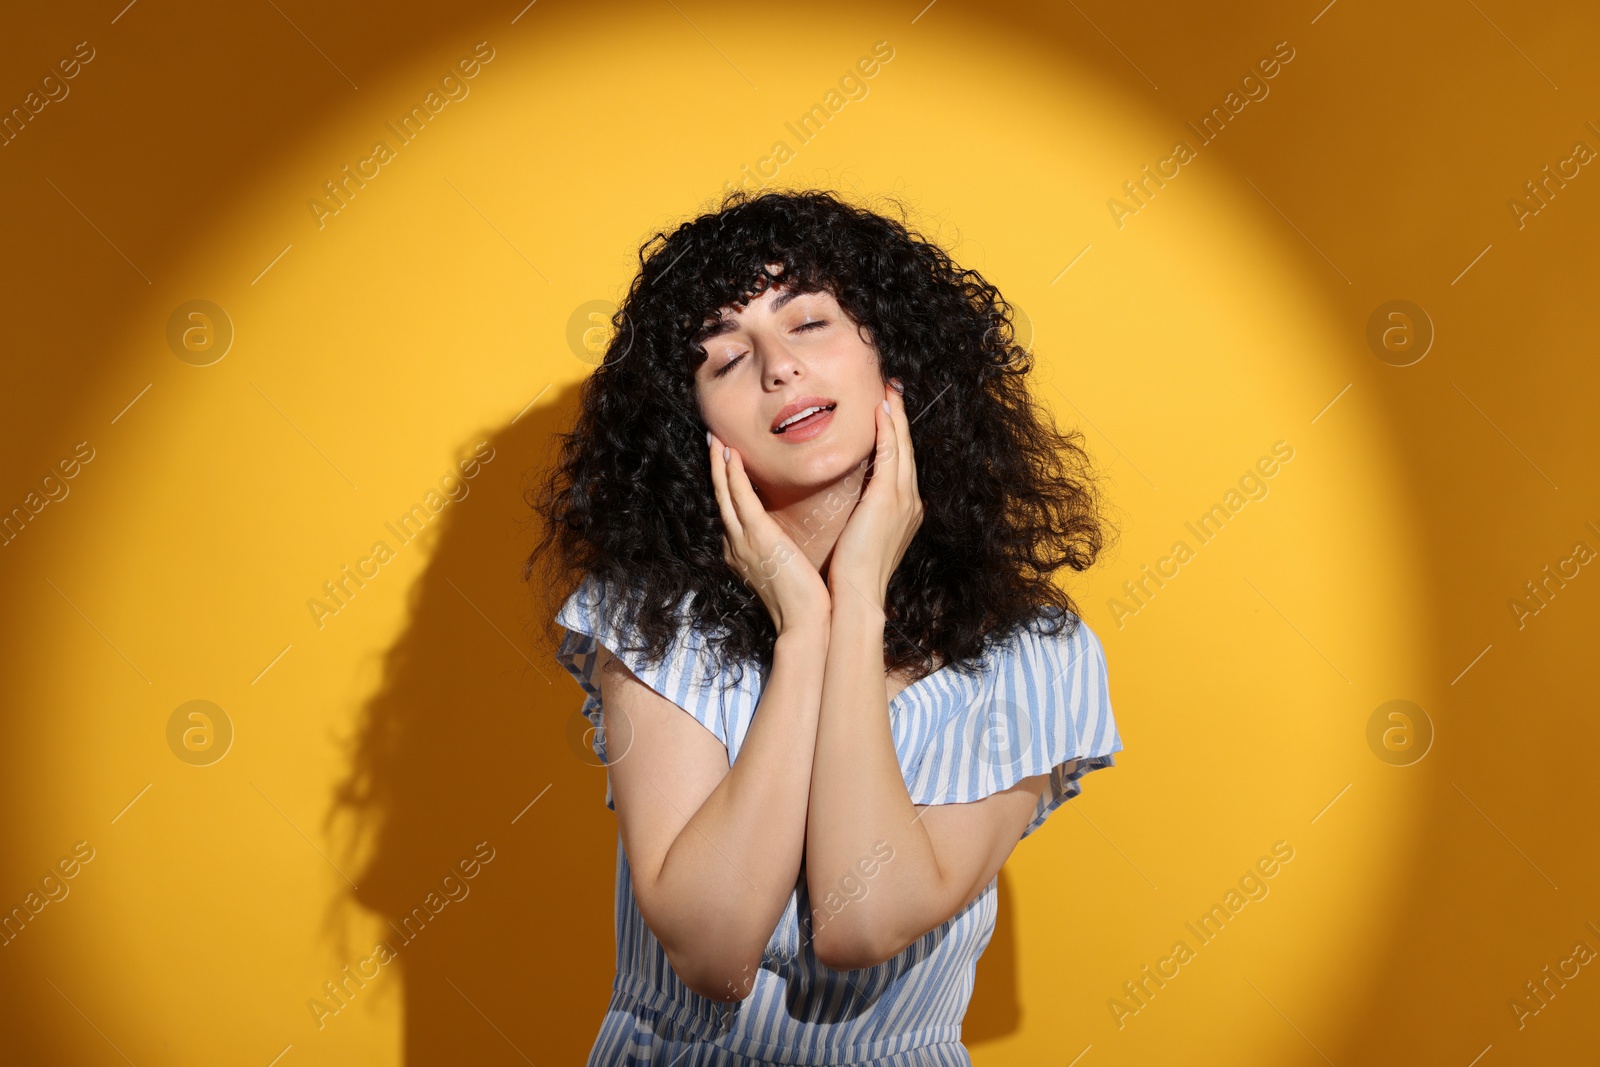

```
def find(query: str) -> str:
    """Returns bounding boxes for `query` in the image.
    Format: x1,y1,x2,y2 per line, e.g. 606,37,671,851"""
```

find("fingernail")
882,398,891,413
723,445,730,460
890,379,904,394
706,430,712,446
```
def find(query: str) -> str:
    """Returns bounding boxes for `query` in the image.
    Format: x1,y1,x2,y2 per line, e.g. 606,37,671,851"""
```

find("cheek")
695,386,736,439
837,402,882,463
852,401,878,440
700,398,769,463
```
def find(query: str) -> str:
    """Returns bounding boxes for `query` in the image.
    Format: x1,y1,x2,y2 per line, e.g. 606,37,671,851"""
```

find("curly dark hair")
523,187,1115,690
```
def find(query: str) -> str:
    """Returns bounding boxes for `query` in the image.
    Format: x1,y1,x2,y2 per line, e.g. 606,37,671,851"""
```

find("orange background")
1,0,1596,1063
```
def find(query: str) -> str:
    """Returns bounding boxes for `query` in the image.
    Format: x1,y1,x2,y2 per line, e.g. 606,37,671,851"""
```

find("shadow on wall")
320,388,614,1064
314,384,1029,1061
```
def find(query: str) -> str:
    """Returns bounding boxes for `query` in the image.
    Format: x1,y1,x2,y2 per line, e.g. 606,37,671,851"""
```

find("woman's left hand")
828,379,924,609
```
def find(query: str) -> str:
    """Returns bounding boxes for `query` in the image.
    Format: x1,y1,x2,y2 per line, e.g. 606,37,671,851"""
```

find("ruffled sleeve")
553,573,733,811
903,611,1123,840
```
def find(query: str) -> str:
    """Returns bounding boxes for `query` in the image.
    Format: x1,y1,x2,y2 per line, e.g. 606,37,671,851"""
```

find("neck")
757,456,872,583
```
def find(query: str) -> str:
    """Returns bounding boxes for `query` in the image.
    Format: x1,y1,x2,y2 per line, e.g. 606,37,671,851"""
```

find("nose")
755,331,805,387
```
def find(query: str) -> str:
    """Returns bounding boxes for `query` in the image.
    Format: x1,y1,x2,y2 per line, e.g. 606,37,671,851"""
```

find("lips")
770,396,838,434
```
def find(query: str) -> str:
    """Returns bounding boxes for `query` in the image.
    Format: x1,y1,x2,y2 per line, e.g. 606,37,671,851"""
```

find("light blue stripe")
556,573,1121,1064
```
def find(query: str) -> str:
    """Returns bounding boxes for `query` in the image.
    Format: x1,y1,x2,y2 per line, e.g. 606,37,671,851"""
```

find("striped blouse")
555,572,1123,1066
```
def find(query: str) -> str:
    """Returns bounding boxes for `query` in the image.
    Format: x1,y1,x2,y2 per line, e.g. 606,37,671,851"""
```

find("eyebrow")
699,288,805,341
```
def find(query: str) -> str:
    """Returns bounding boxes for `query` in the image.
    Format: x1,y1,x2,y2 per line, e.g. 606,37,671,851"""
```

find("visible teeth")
778,405,830,430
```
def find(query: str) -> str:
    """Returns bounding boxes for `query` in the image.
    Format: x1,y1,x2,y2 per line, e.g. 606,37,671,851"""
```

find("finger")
723,446,766,528
884,382,913,502
889,384,915,499
707,430,744,542
872,388,898,494
857,396,885,500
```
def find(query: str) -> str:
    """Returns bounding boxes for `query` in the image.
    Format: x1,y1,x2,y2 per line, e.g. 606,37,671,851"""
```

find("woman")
525,189,1123,1065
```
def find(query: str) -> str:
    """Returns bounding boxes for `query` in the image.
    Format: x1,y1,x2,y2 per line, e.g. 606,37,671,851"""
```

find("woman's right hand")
707,430,832,636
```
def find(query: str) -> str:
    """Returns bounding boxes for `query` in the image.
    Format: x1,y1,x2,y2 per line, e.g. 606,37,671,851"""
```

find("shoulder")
557,572,718,660
956,607,1121,839
945,607,1117,788
986,606,1109,693
555,571,736,748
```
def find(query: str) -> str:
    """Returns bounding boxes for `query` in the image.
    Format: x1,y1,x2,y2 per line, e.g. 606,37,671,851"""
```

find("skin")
593,268,1052,1002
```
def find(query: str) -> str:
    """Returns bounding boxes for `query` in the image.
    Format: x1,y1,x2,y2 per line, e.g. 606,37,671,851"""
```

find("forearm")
806,593,946,969
652,619,828,999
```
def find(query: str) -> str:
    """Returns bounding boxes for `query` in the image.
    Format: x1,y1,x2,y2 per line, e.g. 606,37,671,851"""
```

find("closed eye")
711,321,829,378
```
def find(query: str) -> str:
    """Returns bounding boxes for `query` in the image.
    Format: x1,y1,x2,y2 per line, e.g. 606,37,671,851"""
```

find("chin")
748,444,857,497
798,444,871,487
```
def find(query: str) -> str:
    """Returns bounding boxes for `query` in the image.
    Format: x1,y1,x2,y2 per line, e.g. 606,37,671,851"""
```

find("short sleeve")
904,613,1123,840
554,574,732,811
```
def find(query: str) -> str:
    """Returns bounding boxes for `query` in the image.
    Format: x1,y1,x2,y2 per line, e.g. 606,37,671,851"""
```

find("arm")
805,588,1050,970
600,617,829,1001
605,423,835,1001
805,380,1050,970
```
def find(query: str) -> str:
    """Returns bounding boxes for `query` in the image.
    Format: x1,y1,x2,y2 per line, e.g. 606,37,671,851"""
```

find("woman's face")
692,270,887,506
